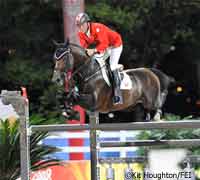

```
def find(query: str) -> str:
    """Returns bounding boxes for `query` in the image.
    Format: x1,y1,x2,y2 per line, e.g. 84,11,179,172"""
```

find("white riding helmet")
75,12,90,26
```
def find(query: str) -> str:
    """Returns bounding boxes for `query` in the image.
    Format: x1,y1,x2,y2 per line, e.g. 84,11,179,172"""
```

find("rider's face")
77,22,89,33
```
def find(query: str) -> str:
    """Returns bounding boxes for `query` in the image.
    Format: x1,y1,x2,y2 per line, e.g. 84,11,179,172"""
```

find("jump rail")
100,139,200,147
31,120,200,132
99,155,200,164
99,157,147,164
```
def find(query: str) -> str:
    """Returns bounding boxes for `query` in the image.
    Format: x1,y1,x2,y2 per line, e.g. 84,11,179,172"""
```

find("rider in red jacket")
75,12,123,105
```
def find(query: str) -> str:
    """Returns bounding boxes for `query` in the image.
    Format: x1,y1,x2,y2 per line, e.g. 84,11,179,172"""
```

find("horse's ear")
52,39,61,47
64,38,70,48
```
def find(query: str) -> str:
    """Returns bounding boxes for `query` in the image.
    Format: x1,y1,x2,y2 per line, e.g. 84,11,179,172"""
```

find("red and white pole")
62,0,86,160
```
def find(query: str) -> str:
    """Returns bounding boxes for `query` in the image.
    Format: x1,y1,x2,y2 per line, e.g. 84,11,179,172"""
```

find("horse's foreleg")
145,112,151,122
77,93,97,111
152,90,168,121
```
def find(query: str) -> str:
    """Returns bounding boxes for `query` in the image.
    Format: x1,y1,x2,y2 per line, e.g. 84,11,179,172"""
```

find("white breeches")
93,45,123,71
109,45,123,71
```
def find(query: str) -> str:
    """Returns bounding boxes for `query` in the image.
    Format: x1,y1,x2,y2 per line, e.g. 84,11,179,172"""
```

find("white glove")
86,48,96,56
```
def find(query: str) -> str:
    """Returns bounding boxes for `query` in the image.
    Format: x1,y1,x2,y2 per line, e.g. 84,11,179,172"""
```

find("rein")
70,56,107,83
71,44,108,81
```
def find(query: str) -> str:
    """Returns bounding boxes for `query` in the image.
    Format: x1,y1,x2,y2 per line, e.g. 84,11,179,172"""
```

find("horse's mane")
69,43,88,58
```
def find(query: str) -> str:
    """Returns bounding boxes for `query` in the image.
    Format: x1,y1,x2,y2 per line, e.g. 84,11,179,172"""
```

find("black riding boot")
112,69,123,104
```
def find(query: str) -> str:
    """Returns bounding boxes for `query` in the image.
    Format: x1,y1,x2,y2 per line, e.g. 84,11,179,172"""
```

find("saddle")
94,55,132,90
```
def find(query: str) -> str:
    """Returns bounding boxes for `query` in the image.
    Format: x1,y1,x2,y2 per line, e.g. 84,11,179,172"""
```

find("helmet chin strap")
86,23,90,37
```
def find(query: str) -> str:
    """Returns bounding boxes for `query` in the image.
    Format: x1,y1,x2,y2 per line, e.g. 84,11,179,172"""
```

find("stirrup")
113,96,123,105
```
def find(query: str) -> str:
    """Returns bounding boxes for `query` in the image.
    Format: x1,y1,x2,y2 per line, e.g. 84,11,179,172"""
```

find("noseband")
54,47,71,61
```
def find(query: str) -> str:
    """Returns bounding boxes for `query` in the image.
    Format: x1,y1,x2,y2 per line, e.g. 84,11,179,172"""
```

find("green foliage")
87,0,200,67
30,113,65,126
0,119,20,180
0,0,64,119
0,119,61,180
87,3,135,31
0,0,63,58
2,57,51,87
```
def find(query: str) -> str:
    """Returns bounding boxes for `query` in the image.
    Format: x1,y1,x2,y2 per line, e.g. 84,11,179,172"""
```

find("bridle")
54,45,109,91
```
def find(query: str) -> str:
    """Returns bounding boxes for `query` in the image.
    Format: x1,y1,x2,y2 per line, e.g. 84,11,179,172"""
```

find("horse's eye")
61,48,67,51
55,49,64,57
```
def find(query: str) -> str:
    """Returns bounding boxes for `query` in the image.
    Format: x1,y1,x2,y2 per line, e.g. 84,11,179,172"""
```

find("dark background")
1,0,200,122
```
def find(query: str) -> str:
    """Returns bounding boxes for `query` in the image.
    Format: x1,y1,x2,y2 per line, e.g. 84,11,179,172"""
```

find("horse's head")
52,40,94,115
52,40,74,86
52,40,92,88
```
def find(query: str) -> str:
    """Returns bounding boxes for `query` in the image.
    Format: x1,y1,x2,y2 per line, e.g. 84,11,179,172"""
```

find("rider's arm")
78,32,89,48
86,48,96,56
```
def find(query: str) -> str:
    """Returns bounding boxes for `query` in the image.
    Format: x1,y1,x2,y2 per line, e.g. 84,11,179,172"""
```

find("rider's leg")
110,45,123,70
112,69,123,104
110,45,123,104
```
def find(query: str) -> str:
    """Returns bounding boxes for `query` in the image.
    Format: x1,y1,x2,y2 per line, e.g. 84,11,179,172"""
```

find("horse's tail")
150,68,176,92
150,68,176,108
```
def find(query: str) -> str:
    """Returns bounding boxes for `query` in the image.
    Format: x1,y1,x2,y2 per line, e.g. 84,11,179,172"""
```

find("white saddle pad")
95,56,132,89
120,71,132,90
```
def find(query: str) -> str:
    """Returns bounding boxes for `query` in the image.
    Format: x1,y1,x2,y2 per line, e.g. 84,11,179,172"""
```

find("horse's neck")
80,58,99,78
75,57,103,89
71,46,88,68
70,45,104,85
73,53,87,69
72,51,96,73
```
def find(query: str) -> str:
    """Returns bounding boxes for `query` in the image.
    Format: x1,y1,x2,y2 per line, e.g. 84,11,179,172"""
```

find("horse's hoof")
153,114,161,121
62,111,69,118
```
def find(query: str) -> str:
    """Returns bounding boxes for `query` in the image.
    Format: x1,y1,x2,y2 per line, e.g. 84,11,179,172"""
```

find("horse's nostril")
56,79,60,83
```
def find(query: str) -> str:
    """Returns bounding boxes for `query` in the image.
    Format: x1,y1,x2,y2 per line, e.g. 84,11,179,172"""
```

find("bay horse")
52,41,174,121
